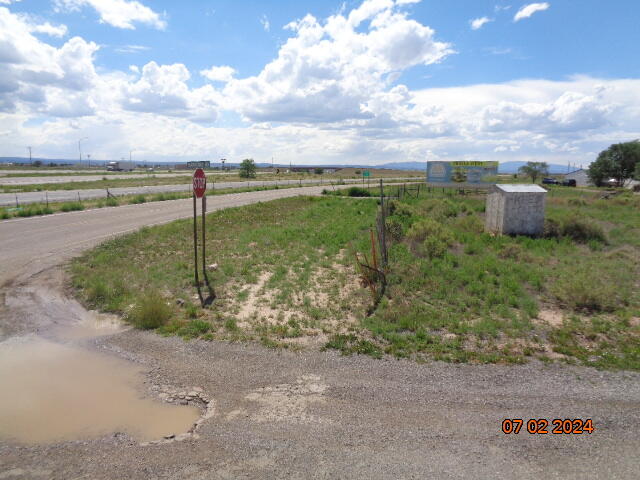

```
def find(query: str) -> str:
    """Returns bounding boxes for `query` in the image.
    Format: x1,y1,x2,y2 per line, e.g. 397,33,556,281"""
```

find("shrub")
129,194,146,204
347,186,371,197
561,217,607,244
407,218,454,258
543,218,562,239
386,217,405,241
105,197,119,207
128,291,173,329
633,184,640,192
452,214,484,233
176,319,212,338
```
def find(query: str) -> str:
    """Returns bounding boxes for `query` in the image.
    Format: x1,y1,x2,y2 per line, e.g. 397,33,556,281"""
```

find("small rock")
164,434,175,440
188,391,198,397
176,299,185,306
208,263,218,271
180,400,188,405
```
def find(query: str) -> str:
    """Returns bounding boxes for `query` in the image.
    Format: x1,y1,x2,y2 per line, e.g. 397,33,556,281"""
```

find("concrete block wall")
485,185,546,236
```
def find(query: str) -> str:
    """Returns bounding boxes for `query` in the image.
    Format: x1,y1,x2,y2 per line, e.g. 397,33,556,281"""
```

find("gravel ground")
2,319,639,479
1,188,639,479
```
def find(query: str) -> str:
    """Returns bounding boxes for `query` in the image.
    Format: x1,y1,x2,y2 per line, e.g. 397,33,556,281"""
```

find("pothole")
0,337,204,445
140,385,216,446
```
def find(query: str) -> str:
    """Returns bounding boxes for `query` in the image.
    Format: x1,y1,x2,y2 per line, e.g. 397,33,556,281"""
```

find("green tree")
634,162,640,181
518,161,549,183
239,158,256,178
314,167,324,175
589,140,640,187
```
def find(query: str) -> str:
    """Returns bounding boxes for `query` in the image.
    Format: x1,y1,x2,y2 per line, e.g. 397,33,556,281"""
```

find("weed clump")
128,291,172,329
323,334,382,358
60,202,84,212
568,198,588,207
551,263,630,313
407,218,454,258
544,217,607,244
347,186,371,197
130,194,147,204
561,217,607,244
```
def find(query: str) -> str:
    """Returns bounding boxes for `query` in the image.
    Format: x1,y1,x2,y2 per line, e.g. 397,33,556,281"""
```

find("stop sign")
193,168,206,198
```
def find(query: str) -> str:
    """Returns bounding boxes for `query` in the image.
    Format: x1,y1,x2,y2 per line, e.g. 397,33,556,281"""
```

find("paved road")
0,186,638,479
0,173,191,185
0,177,413,207
0,169,111,175
0,185,333,284
0,171,269,184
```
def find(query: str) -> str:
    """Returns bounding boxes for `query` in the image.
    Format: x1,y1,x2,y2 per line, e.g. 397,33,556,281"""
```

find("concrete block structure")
485,184,547,236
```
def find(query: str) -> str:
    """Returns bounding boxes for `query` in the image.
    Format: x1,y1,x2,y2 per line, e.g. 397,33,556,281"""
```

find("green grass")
127,290,173,330
71,196,375,342
70,188,640,369
59,202,84,212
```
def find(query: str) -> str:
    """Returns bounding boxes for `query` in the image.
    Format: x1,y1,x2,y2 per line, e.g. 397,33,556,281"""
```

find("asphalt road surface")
0,177,414,207
0,171,269,185
0,187,639,479
0,173,191,185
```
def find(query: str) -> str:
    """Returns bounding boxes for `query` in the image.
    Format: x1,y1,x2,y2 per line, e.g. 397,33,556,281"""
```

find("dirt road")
0,187,639,479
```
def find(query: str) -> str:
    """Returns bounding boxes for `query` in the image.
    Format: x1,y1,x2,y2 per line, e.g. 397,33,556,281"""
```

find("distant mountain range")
0,157,581,174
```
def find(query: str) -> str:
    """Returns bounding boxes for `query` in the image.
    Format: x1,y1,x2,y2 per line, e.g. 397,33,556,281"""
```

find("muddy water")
0,337,200,444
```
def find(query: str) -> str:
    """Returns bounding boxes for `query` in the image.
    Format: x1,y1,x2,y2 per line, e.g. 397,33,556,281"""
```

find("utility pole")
27,146,32,165
79,137,88,168
87,154,91,168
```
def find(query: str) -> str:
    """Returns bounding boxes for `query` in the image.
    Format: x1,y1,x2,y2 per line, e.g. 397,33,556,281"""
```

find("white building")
564,169,591,187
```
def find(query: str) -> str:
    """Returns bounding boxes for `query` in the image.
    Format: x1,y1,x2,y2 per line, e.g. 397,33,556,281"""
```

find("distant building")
290,167,339,174
563,169,591,187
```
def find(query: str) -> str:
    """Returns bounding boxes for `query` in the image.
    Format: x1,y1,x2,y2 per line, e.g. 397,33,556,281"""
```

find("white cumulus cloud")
200,65,236,83
30,21,68,37
122,61,220,121
514,2,549,21
470,17,492,30
55,0,166,30
224,0,452,123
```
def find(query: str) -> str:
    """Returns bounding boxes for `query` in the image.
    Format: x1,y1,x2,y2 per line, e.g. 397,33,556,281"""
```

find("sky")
1,0,639,166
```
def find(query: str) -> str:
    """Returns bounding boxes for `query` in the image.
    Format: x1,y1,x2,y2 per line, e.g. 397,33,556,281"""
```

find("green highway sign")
363,170,370,177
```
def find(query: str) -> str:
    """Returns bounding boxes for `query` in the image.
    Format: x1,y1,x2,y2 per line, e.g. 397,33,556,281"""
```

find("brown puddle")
0,337,200,445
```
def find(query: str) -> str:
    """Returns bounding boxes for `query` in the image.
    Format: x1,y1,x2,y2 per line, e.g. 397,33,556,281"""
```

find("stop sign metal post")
192,168,210,305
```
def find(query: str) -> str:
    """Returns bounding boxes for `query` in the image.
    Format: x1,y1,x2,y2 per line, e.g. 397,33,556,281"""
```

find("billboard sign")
427,161,498,184
187,161,210,169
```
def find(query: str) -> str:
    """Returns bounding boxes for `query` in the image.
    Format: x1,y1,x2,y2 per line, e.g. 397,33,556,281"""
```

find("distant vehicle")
542,177,559,185
106,161,135,171
562,179,577,187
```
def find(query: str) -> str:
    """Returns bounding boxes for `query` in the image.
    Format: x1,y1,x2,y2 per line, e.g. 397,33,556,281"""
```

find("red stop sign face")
193,168,206,198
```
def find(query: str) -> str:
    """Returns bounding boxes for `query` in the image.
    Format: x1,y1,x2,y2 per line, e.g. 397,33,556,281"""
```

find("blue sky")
1,0,639,165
